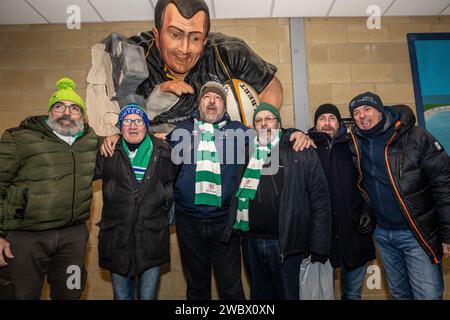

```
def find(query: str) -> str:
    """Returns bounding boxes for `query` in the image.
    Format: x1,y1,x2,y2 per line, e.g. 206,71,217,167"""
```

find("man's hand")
289,131,317,152
0,237,14,267
357,212,374,234
100,134,120,157
443,243,450,258
159,79,194,97
310,252,328,264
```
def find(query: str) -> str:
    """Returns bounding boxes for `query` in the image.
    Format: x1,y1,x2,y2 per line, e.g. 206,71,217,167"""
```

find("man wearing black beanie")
348,91,450,300
308,103,376,300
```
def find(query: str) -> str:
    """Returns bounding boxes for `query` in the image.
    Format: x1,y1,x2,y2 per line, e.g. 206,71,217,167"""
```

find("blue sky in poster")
416,40,450,102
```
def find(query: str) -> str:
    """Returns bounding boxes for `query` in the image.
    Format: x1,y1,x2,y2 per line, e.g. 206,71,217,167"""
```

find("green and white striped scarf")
233,130,282,232
194,119,227,207
122,134,153,183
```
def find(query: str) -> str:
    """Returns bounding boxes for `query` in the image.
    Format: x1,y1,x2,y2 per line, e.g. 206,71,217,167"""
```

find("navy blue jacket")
167,112,249,218
356,108,409,230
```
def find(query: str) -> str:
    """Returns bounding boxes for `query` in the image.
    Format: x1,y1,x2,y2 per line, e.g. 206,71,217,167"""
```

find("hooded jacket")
0,116,99,233
349,105,450,264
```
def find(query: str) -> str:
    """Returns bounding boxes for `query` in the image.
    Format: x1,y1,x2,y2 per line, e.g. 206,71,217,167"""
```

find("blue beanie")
117,104,149,130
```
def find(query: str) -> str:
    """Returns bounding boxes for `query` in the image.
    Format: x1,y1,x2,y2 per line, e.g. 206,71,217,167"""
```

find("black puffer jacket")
94,136,177,276
349,105,450,264
308,126,375,270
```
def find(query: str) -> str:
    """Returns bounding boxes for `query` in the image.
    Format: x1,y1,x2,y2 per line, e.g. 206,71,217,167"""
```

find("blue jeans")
373,227,443,300
242,237,302,300
337,265,366,300
111,266,161,300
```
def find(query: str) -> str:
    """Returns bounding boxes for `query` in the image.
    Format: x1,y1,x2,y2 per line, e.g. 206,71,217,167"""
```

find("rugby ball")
223,79,260,126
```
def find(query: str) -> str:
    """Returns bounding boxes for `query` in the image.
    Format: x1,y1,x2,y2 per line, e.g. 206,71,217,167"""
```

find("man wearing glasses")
94,103,176,300
0,78,99,299
233,103,331,299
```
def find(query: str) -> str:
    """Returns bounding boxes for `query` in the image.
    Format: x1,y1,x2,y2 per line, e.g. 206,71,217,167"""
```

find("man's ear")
153,26,160,50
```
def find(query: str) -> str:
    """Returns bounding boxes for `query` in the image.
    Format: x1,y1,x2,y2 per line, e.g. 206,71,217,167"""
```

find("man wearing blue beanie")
94,103,176,300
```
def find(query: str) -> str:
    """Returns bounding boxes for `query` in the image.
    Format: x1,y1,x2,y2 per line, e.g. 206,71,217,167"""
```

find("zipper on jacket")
138,149,160,202
70,149,76,223
145,152,159,184
384,126,439,264
349,129,371,203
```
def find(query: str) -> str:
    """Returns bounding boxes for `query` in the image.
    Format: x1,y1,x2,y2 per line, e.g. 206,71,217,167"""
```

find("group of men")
0,0,450,301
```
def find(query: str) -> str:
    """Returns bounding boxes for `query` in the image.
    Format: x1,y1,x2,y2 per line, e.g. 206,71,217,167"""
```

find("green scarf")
194,119,227,207
122,134,153,183
233,130,282,232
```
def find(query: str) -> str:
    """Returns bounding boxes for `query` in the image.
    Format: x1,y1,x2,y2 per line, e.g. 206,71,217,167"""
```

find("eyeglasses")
52,103,82,115
254,117,277,125
122,118,145,127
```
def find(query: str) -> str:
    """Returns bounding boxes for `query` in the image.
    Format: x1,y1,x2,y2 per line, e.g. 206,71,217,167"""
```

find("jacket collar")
118,134,171,153
351,107,400,140
192,110,231,124
19,115,91,140
308,125,348,147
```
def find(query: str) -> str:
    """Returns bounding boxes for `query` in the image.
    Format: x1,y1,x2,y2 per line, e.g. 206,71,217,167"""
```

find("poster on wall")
407,33,450,154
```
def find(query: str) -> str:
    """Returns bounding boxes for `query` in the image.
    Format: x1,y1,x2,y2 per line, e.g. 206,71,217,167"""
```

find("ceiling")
0,0,449,25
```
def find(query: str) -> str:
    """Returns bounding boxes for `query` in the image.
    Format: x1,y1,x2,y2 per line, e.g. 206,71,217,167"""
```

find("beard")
320,126,337,138
257,128,280,146
47,114,84,136
199,102,225,124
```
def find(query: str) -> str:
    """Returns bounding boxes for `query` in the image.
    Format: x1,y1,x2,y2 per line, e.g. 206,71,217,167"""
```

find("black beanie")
314,103,342,125
349,92,384,117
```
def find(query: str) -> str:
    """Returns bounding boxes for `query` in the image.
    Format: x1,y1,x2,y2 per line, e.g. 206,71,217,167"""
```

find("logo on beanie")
355,96,377,105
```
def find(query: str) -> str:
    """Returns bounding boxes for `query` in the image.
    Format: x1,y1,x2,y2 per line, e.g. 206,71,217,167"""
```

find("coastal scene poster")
408,33,450,154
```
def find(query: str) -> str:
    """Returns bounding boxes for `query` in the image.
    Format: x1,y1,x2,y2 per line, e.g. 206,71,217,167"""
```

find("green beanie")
253,102,282,127
48,78,86,114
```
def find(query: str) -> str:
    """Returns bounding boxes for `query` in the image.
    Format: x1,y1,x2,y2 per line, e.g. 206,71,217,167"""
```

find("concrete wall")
304,16,450,122
0,17,292,300
1,15,449,300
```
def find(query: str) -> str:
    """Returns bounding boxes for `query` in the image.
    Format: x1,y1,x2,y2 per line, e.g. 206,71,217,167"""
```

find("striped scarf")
194,119,227,207
122,134,153,183
233,130,282,232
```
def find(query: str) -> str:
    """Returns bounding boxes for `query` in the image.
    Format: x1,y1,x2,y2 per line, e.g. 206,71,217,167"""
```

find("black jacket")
230,130,332,261
94,135,177,276
349,105,450,264
127,31,276,125
308,126,376,270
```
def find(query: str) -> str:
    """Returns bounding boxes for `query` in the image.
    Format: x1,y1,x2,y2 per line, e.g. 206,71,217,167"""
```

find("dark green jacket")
0,116,99,233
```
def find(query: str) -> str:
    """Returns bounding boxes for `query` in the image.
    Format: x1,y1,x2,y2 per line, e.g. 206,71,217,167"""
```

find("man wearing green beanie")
233,102,332,300
0,78,99,300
